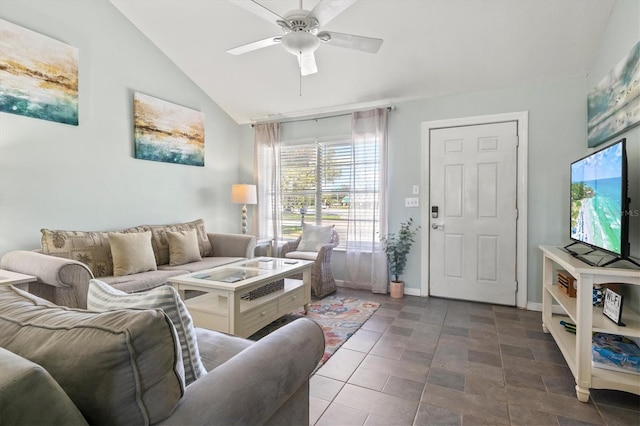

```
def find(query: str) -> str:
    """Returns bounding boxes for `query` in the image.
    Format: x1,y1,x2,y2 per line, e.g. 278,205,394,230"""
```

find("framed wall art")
587,40,640,148
133,92,205,166
0,19,79,125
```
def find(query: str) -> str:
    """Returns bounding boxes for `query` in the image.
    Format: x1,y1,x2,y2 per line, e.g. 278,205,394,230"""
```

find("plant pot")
390,281,404,298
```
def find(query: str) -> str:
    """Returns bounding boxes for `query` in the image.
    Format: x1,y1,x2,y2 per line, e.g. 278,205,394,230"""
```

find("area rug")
249,296,380,366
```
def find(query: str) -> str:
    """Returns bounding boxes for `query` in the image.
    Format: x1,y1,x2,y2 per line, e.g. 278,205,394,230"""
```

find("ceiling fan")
227,0,383,76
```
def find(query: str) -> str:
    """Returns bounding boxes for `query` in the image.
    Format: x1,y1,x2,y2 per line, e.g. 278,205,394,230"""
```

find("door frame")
421,111,529,308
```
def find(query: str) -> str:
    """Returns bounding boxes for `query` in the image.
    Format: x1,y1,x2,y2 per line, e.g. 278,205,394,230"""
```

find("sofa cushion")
0,285,185,426
127,219,213,265
108,231,157,276
285,251,318,261
41,228,113,277
167,229,202,266
297,223,334,252
88,279,207,385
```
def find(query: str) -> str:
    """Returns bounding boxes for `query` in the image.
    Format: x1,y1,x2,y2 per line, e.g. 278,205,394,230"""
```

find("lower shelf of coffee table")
185,278,307,337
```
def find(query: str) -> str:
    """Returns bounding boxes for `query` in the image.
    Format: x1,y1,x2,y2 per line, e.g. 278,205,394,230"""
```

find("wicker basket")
241,279,284,301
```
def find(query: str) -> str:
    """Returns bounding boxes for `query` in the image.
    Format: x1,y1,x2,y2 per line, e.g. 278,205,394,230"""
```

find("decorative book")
592,332,640,375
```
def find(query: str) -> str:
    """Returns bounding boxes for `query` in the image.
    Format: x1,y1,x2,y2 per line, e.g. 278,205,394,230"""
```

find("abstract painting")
133,92,205,166
0,19,79,125
587,41,640,148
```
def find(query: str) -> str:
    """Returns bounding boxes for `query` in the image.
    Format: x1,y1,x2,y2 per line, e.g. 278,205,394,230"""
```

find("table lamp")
231,184,257,234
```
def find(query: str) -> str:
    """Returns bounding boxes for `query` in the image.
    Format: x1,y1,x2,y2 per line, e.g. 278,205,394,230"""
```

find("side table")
0,269,37,291
255,237,274,257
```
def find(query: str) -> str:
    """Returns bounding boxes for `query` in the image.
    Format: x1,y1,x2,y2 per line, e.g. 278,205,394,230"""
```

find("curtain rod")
250,105,395,128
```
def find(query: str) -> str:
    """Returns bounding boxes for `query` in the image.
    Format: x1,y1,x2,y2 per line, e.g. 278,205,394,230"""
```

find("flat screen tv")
569,138,629,264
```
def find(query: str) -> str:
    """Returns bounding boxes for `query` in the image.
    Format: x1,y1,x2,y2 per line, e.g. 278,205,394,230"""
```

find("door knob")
431,223,444,230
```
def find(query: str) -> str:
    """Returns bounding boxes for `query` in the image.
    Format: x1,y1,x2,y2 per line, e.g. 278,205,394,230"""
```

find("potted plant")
380,217,420,298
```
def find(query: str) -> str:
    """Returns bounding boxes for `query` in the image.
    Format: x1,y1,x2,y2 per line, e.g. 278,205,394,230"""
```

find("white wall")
0,0,243,257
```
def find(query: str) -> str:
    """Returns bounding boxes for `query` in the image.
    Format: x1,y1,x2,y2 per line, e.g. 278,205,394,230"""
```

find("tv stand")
540,245,640,402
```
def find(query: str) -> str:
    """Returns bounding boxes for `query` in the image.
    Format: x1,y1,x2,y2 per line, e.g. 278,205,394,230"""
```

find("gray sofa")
0,220,256,309
0,285,324,425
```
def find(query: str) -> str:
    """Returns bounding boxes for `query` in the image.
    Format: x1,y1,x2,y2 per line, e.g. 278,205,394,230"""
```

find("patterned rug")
249,296,380,366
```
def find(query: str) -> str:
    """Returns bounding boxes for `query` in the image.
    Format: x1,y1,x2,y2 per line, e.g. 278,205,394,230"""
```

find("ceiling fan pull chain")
299,51,303,97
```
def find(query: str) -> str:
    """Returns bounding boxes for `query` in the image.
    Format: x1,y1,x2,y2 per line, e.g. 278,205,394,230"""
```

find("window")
271,136,381,249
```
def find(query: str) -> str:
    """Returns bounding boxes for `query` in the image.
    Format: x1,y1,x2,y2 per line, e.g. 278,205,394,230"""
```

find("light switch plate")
412,185,419,195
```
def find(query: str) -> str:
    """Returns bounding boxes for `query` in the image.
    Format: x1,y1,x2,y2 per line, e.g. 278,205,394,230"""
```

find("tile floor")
309,287,640,425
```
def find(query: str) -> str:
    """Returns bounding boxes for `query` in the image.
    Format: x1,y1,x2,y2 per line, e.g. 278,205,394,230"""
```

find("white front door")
429,121,518,305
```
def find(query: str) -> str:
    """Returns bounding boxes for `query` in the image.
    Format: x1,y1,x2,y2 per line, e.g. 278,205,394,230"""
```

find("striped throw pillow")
87,279,206,385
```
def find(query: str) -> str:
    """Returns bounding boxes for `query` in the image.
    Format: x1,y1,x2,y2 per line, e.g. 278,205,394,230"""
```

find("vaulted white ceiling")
110,0,615,124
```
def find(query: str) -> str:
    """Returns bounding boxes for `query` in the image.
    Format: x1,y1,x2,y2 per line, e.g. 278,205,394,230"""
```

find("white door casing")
421,112,529,308
430,122,517,305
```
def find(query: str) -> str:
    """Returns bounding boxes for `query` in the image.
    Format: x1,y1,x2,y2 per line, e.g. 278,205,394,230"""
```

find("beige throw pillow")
297,223,334,252
109,231,157,276
167,229,202,266
127,219,213,265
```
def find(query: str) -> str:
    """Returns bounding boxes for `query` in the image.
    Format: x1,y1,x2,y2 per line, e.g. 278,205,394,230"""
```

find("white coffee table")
168,257,313,338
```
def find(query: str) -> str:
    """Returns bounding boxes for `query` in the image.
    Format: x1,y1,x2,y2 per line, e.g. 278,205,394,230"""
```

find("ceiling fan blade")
229,0,284,25
227,36,282,55
297,51,318,76
307,0,357,27
317,31,383,53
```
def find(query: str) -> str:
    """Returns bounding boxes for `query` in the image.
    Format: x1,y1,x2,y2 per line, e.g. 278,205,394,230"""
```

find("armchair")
279,226,340,298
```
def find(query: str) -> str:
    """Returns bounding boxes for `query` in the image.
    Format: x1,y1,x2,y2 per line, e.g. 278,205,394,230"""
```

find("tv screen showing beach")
570,141,623,255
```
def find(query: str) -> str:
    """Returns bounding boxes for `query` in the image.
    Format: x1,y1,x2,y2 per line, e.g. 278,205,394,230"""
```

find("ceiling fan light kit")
227,0,383,76
281,31,320,56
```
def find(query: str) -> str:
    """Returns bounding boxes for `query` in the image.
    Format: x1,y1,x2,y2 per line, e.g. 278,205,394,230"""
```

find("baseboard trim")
338,281,555,308
404,287,421,296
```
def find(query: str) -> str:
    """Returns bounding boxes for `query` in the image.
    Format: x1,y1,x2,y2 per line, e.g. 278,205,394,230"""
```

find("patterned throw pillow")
128,219,213,265
41,229,113,277
108,231,157,276
297,223,335,252
167,229,202,266
87,279,207,385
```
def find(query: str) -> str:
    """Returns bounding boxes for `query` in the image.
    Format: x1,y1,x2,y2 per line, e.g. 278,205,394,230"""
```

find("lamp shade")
231,184,257,205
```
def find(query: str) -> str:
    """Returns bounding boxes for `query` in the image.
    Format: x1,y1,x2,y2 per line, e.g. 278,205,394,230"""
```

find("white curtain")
253,122,281,251
344,108,389,293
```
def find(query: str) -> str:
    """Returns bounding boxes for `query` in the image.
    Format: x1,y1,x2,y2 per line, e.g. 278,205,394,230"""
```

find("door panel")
445,165,464,217
429,121,518,305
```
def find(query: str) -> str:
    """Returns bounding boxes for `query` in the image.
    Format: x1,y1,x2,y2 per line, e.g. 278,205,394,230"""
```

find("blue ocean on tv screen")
572,177,622,253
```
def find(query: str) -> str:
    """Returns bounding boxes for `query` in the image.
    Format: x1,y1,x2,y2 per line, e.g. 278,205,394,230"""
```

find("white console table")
540,245,640,402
